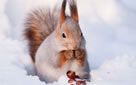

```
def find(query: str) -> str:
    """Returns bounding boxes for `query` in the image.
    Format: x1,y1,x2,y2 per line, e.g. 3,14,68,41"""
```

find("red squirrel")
24,0,90,83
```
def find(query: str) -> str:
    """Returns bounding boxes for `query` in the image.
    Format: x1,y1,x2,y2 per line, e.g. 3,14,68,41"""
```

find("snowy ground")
0,0,136,85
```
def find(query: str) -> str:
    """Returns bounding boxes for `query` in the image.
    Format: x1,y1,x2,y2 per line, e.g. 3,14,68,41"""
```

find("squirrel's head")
55,0,84,50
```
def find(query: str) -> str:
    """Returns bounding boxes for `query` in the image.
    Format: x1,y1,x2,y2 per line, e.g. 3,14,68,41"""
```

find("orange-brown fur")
24,8,58,62
69,0,79,22
24,0,84,65
57,50,70,68
74,49,86,66
59,0,66,24
57,49,86,67
24,0,90,82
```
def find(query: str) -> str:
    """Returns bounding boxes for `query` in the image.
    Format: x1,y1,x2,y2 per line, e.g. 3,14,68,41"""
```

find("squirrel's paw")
74,49,85,59
64,50,74,59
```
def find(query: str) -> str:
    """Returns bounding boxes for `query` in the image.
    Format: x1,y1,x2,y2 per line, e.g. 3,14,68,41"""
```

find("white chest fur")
35,32,89,83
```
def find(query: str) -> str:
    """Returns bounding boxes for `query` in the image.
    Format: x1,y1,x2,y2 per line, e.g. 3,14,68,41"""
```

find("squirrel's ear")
59,0,66,25
69,0,79,23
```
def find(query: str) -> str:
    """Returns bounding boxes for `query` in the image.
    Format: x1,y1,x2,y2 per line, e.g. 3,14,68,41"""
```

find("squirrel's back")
24,8,59,62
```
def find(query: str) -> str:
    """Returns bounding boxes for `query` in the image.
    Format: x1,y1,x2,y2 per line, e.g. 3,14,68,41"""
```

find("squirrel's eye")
62,33,66,38
81,32,83,37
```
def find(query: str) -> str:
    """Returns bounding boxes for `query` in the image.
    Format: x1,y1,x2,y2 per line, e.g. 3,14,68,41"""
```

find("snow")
0,0,136,85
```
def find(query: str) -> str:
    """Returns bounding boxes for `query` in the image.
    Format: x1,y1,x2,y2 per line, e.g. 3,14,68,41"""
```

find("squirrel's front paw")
74,49,86,59
64,50,74,59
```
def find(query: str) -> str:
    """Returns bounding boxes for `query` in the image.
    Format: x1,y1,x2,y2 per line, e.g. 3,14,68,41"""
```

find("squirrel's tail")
24,8,58,62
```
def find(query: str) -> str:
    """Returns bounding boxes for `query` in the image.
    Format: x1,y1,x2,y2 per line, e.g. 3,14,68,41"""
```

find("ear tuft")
69,0,79,23
59,0,67,25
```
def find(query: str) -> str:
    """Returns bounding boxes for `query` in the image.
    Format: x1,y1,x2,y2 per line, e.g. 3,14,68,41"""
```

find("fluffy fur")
24,0,90,83
24,8,59,62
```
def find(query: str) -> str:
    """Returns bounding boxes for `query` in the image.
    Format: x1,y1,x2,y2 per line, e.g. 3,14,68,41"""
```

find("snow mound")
91,56,136,85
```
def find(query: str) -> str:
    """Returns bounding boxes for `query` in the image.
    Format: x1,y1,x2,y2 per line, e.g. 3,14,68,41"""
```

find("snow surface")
0,0,136,85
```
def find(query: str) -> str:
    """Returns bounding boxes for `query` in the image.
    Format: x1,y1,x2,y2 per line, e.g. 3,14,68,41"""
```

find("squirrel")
24,0,90,83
